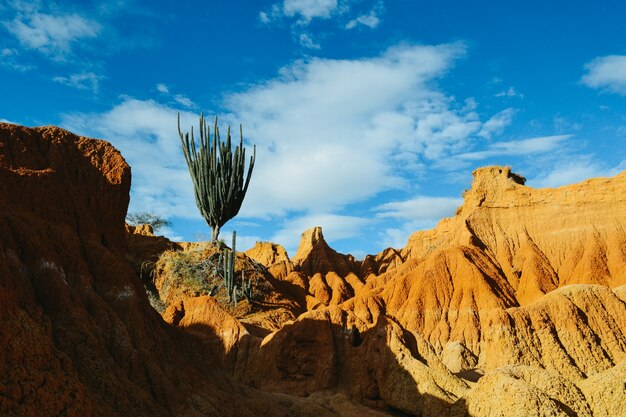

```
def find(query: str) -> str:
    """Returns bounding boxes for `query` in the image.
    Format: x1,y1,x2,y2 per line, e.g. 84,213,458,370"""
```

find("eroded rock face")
7,124,625,417
222,166,626,416
479,285,626,378
346,166,626,363
293,227,359,277
402,165,626,302
244,241,295,280
0,123,350,417
245,241,291,267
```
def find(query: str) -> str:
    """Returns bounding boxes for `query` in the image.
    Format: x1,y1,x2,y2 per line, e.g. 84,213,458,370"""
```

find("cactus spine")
178,113,255,242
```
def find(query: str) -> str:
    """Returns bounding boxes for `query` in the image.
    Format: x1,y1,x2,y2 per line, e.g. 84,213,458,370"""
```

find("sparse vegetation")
153,243,271,311
146,288,166,313
126,212,172,232
178,113,256,242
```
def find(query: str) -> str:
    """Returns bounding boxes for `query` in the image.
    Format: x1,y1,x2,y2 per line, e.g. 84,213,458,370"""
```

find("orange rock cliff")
2,122,625,417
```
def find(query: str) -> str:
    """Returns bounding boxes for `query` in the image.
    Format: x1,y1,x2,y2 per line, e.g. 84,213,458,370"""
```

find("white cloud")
4,12,101,57
346,10,380,29
156,83,169,94
52,72,102,92
237,235,264,252
58,43,524,252
154,83,195,107
477,107,516,139
271,213,370,257
375,196,462,249
159,226,184,242
380,228,409,250
529,157,626,189
174,94,195,108
0,47,34,71
553,116,582,134
260,0,338,25
455,134,571,161
299,33,320,49
260,1,384,49
259,11,271,24
223,43,491,218
283,0,338,22
495,86,523,99
581,55,626,95
375,196,463,220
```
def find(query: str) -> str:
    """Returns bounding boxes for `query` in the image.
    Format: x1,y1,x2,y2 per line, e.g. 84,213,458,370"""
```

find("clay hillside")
2,122,625,417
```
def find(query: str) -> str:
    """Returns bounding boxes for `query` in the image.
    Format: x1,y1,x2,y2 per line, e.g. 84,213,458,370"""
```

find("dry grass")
152,244,274,314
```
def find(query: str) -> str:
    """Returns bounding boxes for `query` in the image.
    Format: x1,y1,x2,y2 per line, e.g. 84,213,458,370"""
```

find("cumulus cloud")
59,42,524,251
261,0,339,25
260,0,384,48
154,83,195,108
375,196,463,220
156,83,169,94
223,43,488,218
4,11,101,58
345,11,380,29
581,55,626,95
346,2,383,29
52,72,102,92
283,0,338,22
0,47,34,71
173,94,195,108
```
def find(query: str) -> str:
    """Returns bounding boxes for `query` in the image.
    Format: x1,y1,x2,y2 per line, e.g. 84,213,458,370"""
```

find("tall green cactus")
178,113,256,242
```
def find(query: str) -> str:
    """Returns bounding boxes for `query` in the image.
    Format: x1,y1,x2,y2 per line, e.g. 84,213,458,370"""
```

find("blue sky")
2,0,626,258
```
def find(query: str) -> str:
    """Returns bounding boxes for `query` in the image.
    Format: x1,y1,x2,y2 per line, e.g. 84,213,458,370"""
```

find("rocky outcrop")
226,166,626,416
240,306,469,416
479,284,626,378
402,166,626,303
454,365,592,417
344,166,626,360
244,241,294,279
245,241,290,266
5,122,625,417
0,123,360,417
359,247,404,278
292,227,359,277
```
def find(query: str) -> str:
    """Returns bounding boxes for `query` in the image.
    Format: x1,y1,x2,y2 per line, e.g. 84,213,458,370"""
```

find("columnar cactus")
178,113,255,242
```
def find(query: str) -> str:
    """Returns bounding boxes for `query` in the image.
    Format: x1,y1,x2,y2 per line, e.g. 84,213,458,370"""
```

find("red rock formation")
227,166,626,416
244,241,294,279
10,121,623,417
402,166,626,303
359,248,404,278
292,226,359,277
345,166,626,358
0,123,353,417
